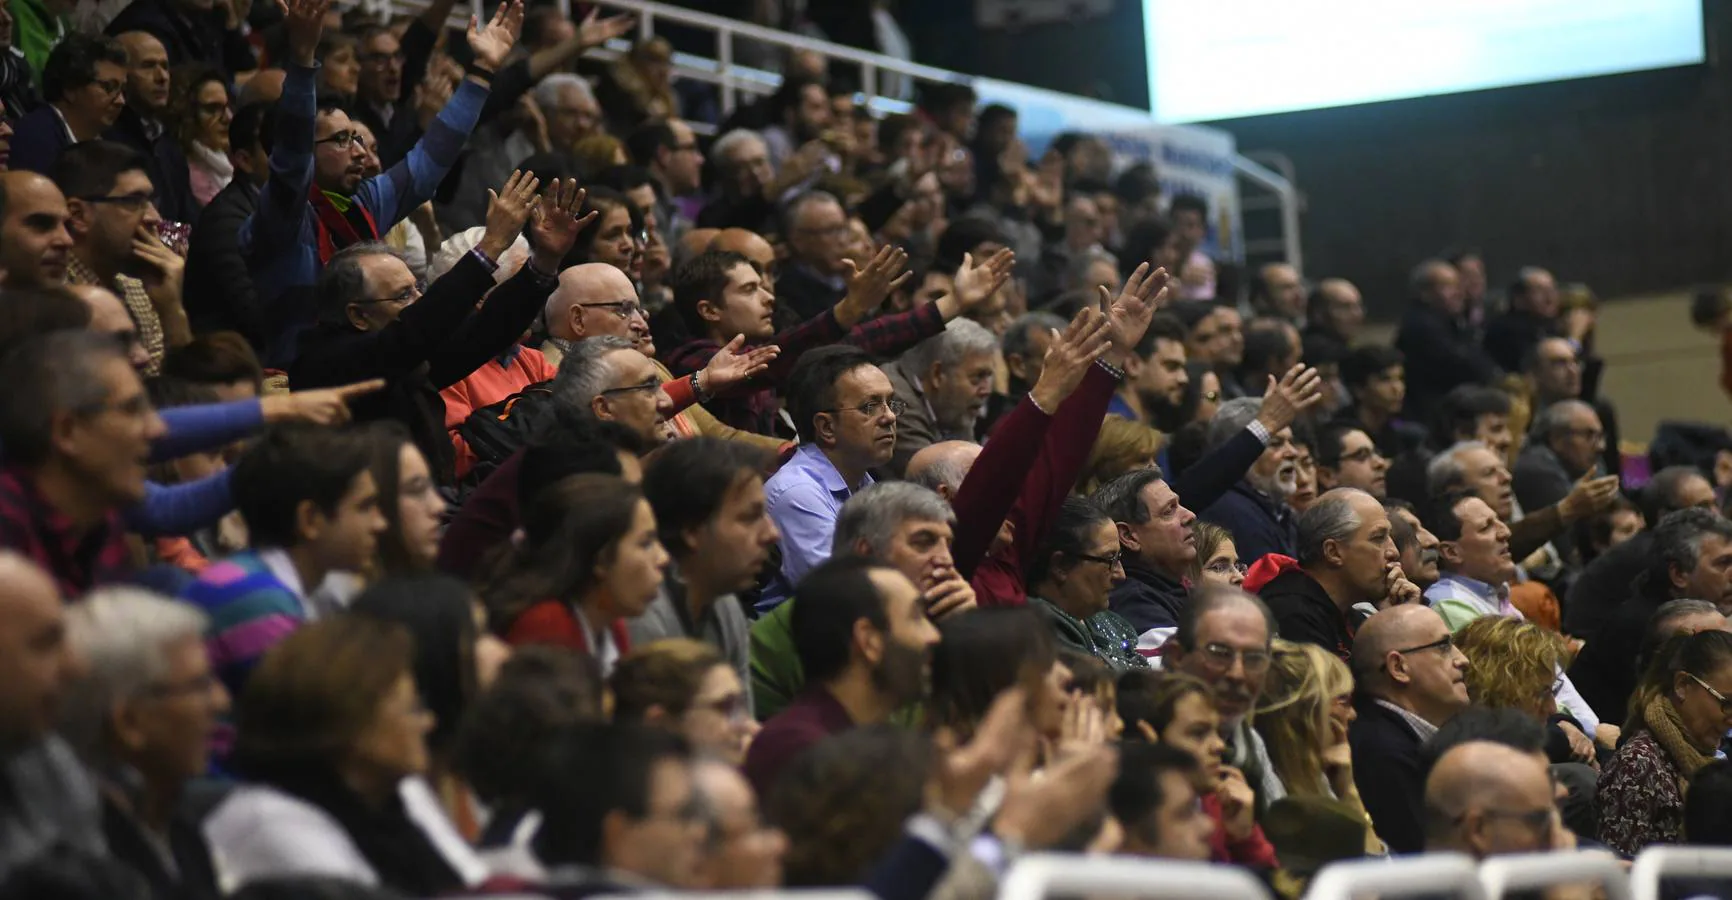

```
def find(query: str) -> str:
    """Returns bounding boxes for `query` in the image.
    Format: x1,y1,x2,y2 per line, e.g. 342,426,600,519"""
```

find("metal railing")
1629,846,1732,900
999,853,1271,900
1306,853,1487,900
1478,850,1630,900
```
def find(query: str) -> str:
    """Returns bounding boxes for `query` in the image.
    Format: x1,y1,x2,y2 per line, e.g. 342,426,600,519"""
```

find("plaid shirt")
663,302,947,435
67,254,165,376
0,467,132,599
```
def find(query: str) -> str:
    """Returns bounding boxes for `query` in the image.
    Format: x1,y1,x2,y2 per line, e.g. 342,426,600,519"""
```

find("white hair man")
1197,396,1303,562
882,317,999,477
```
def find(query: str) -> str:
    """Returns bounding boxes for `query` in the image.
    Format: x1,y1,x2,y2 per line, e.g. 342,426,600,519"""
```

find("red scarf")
309,187,379,263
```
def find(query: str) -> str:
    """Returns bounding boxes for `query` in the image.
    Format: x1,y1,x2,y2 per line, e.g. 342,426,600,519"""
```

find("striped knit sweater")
181,550,308,706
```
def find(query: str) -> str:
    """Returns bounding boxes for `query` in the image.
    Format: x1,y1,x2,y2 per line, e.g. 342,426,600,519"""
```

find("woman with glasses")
205,616,491,894
1598,629,1732,855
362,420,448,576
1189,521,1247,588
1254,640,1385,855
351,573,512,839
479,473,669,675
1026,498,1149,671
611,638,758,766
168,64,232,207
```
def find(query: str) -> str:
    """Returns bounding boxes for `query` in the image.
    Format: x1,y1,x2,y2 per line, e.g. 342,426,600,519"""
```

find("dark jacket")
1393,304,1500,419
1107,557,1189,654
100,792,219,900
1513,440,1578,519
1199,481,1298,566
104,106,198,223
1483,309,1556,375
8,103,70,175
1562,532,1650,638
1029,595,1150,672
1348,695,1428,854
183,176,263,345
1566,591,1664,725
1259,566,1353,661
775,261,848,323
287,253,556,487
743,686,855,800
105,0,255,76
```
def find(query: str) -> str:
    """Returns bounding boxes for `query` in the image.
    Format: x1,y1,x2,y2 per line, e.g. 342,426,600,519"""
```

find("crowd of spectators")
2,0,1732,897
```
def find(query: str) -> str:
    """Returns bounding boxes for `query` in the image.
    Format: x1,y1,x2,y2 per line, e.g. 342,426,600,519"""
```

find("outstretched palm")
579,7,635,47
1096,262,1172,353
467,0,523,71
528,179,591,258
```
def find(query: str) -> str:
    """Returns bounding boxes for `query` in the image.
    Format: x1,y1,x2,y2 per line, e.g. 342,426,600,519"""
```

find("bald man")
543,262,655,366
905,440,982,501
1425,741,1564,858
676,227,720,269
71,284,154,373
708,228,777,279
0,553,104,882
1348,604,1470,853
0,171,74,287
109,31,198,223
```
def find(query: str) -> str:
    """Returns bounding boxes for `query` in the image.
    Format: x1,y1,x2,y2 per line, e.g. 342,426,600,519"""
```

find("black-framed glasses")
1687,672,1732,715
579,300,646,320
599,379,662,398
1395,633,1454,657
1072,548,1123,568
357,281,425,305
1197,642,1272,674
822,398,905,418
79,193,154,212
1337,447,1383,465
316,130,359,149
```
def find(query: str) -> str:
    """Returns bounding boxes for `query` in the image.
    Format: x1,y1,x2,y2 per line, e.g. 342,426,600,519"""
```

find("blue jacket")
8,104,70,175
240,62,487,367
1200,481,1298,566
1108,557,1189,657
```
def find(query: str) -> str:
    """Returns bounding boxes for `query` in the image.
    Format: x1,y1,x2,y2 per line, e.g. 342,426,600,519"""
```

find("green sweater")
1028,596,1151,672
11,0,63,85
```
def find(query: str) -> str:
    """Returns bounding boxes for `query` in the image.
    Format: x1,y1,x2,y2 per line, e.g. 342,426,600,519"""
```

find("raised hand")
993,741,1117,850
952,247,1016,310
1559,473,1620,523
1255,363,1325,433
1051,693,1107,762
928,688,1033,819
526,178,592,266
1217,765,1257,840
480,169,540,260
277,0,330,66
835,244,911,323
1097,262,1172,359
466,0,523,73
700,334,779,394
1029,305,1112,413
261,379,386,425
578,6,635,47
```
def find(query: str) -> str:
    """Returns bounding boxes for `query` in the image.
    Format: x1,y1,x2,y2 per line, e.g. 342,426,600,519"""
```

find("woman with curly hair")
1076,416,1161,494
168,64,233,207
1456,615,1570,720
1253,640,1383,854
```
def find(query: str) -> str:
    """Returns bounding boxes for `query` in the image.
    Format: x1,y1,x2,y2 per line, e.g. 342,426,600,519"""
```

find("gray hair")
1065,247,1119,290
550,335,635,413
832,481,955,557
1002,311,1066,361
1533,399,1594,443
1207,397,1263,450
899,317,998,380
0,331,132,466
1426,440,1491,498
316,240,407,325
1644,508,1732,602
1093,467,1167,525
711,128,766,168
61,587,209,765
782,189,842,235
907,453,971,496
1296,488,1370,567
532,72,594,110
1653,598,1723,630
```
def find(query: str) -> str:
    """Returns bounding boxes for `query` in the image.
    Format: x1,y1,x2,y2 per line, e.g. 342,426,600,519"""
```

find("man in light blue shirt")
761,345,903,610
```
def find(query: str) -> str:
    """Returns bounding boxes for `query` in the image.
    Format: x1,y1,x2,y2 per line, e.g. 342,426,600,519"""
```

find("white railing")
999,853,1271,900
1629,846,1732,900
1306,853,1486,900
1477,850,1630,900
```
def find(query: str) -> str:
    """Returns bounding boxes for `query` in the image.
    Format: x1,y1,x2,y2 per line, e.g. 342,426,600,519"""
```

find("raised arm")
239,0,327,259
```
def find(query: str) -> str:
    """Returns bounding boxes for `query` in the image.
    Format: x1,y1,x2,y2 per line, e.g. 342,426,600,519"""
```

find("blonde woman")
1253,640,1384,854
1455,615,1571,721
1076,415,1162,494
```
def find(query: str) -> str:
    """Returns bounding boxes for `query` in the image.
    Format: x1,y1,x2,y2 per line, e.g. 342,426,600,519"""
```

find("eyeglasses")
579,300,646,320
1337,447,1384,465
1563,428,1605,443
78,192,154,212
1072,548,1123,568
822,398,905,419
1197,642,1272,674
356,281,425,306
1203,558,1249,576
1686,672,1732,716
316,130,360,149
92,78,123,96
599,379,662,398
1471,808,1555,836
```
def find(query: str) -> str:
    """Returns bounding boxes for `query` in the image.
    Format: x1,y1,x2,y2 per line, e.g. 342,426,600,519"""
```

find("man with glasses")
1423,741,1572,860
53,139,189,376
289,173,583,487
882,317,999,477
761,346,905,609
1514,398,1606,519
242,0,517,367
9,33,127,175
1260,488,1416,662
1163,586,1286,808
1348,603,1470,853
627,118,704,245
1315,423,1390,498
777,191,854,321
